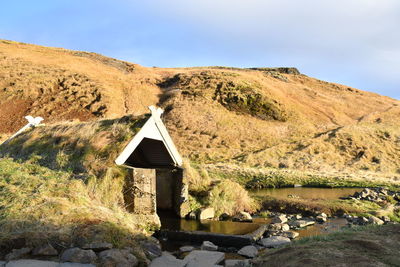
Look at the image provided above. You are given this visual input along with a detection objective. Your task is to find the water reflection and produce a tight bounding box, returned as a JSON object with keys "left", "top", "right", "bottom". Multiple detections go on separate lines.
{"left": 159, "top": 210, "right": 261, "bottom": 235}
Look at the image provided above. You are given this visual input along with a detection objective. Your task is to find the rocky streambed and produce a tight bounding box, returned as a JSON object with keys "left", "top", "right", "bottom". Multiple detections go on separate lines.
{"left": 151, "top": 187, "right": 400, "bottom": 267}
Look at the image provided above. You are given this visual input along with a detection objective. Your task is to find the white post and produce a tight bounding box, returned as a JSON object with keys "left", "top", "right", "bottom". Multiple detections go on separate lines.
{"left": 1, "top": 116, "right": 44, "bottom": 146}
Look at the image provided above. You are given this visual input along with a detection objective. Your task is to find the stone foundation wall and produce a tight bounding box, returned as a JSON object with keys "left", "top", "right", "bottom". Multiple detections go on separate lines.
{"left": 124, "top": 168, "right": 156, "bottom": 215}
{"left": 124, "top": 167, "right": 189, "bottom": 218}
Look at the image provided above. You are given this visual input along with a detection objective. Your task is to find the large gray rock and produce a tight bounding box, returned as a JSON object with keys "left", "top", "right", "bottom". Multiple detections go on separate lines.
{"left": 259, "top": 236, "right": 291, "bottom": 248}
{"left": 98, "top": 248, "right": 138, "bottom": 267}
{"left": 60, "top": 248, "right": 97, "bottom": 264}
{"left": 141, "top": 241, "right": 162, "bottom": 260}
{"left": 237, "top": 245, "right": 258, "bottom": 258}
{"left": 5, "top": 248, "right": 31, "bottom": 261}
{"left": 201, "top": 241, "right": 218, "bottom": 251}
{"left": 224, "top": 259, "right": 251, "bottom": 267}
{"left": 232, "top": 212, "right": 252, "bottom": 222}
{"left": 81, "top": 242, "right": 113, "bottom": 252}
{"left": 184, "top": 250, "right": 225, "bottom": 266}
{"left": 282, "top": 231, "right": 299, "bottom": 239}
{"left": 149, "top": 255, "right": 185, "bottom": 267}
{"left": 271, "top": 215, "right": 287, "bottom": 224}
{"left": 32, "top": 244, "right": 58, "bottom": 256}
{"left": 198, "top": 208, "right": 215, "bottom": 220}
{"left": 0, "top": 261, "right": 5, "bottom": 267}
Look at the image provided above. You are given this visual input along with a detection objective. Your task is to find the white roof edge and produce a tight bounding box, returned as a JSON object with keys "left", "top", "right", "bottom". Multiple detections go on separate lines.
{"left": 115, "top": 106, "right": 183, "bottom": 167}
{"left": 153, "top": 112, "right": 183, "bottom": 166}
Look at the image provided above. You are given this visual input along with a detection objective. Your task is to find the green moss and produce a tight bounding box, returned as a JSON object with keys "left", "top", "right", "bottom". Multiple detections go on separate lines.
{"left": 214, "top": 82, "right": 288, "bottom": 122}
{"left": 207, "top": 166, "right": 399, "bottom": 190}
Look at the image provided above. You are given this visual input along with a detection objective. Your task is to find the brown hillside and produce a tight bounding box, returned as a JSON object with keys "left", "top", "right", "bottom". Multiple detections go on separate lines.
{"left": 1, "top": 39, "right": 399, "bottom": 177}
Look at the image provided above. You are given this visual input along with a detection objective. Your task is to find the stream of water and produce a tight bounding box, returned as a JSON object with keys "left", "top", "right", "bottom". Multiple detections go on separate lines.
{"left": 158, "top": 187, "right": 361, "bottom": 251}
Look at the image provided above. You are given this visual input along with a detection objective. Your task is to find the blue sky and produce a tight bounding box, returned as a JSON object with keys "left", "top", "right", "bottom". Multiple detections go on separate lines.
{"left": 1, "top": 0, "right": 399, "bottom": 99}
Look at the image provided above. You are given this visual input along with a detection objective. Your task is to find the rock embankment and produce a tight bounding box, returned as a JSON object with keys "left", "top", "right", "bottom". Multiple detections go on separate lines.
{"left": 342, "top": 187, "right": 400, "bottom": 226}
{"left": 343, "top": 187, "right": 400, "bottom": 203}
{"left": 0, "top": 240, "right": 163, "bottom": 266}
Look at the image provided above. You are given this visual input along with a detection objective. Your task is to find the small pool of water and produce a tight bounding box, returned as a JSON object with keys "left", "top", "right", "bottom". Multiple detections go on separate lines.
{"left": 250, "top": 187, "right": 360, "bottom": 200}
{"left": 159, "top": 210, "right": 261, "bottom": 235}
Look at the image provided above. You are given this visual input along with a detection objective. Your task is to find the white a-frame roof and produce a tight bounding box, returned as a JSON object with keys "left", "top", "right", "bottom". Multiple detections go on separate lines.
{"left": 115, "top": 106, "right": 183, "bottom": 169}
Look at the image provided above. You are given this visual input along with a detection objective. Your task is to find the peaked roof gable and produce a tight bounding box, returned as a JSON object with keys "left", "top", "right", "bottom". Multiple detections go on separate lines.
{"left": 115, "top": 106, "right": 183, "bottom": 168}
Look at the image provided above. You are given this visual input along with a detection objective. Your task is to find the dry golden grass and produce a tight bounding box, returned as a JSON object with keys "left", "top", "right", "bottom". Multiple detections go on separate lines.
{"left": 207, "top": 179, "right": 259, "bottom": 216}
{"left": 0, "top": 158, "right": 156, "bottom": 263}
{"left": 253, "top": 224, "right": 400, "bottom": 267}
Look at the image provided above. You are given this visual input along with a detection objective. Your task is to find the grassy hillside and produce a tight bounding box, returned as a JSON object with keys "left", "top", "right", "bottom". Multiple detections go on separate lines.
{"left": 1, "top": 39, "right": 400, "bottom": 182}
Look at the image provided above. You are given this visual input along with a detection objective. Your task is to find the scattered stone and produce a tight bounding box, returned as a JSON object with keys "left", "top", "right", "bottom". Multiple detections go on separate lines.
{"left": 198, "top": 208, "right": 215, "bottom": 220}
{"left": 201, "top": 241, "right": 218, "bottom": 251}
{"left": 360, "top": 217, "right": 369, "bottom": 225}
{"left": 81, "top": 242, "right": 112, "bottom": 252}
{"left": 368, "top": 216, "right": 384, "bottom": 225}
{"left": 282, "top": 231, "right": 299, "bottom": 239}
{"left": 219, "top": 213, "right": 231, "bottom": 221}
{"left": 5, "top": 260, "right": 95, "bottom": 267}
{"left": 319, "top": 213, "right": 328, "bottom": 218}
{"left": 271, "top": 215, "right": 287, "bottom": 224}
{"left": 268, "top": 223, "right": 282, "bottom": 231}
{"left": 232, "top": 212, "right": 252, "bottom": 222}
{"left": 237, "top": 245, "right": 258, "bottom": 258}
{"left": 347, "top": 187, "right": 400, "bottom": 204}
{"left": 258, "top": 236, "right": 291, "bottom": 248}
{"left": 266, "top": 230, "right": 280, "bottom": 237}
{"left": 281, "top": 224, "right": 290, "bottom": 231}
{"left": 291, "top": 219, "right": 315, "bottom": 228}
{"left": 224, "top": 259, "right": 251, "bottom": 267}
{"left": 32, "top": 244, "right": 58, "bottom": 256}
{"left": 5, "top": 260, "right": 58, "bottom": 267}
{"left": 179, "top": 246, "right": 195, "bottom": 253}
{"left": 141, "top": 241, "right": 162, "bottom": 260}
{"left": 60, "top": 248, "right": 97, "bottom": 264}
{"left": 98, "top": 248, "right": 138, "bottom": 267}
{"left": 381, "top": 216, "right": 391, "bottom": 223}
{"left": 5, "top": 248, "right": 31, "bottom": 261}
{"left": 183, "top": 250, "right": 224, "bottom": 266}
{"left": 295, "top": 214, "right": 302, "bottom": 220}
{"left": 316, "top": 215, "right": 327, "bottom": 223}
{"left": 149, "top": 255, "right": 185, "bottom": 267}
